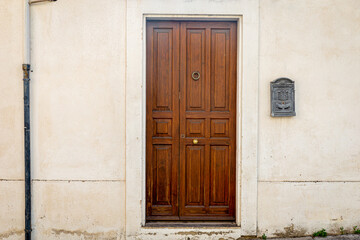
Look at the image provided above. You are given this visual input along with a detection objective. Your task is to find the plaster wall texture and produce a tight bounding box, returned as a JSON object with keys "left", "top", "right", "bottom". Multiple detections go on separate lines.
{"left": 259, "top": 0, "right": 360, "bottom": 182}
{"left": 0, "top": 0, "right": 25, "bottom": 239}
{"left": 32, "top": 181, "right": 125, "bottom": 240}
{"left": 0, "top": 0, "right": 24, "bottom": 180}
{"left": 258, "top": 0, "right": 360, "bottom": 237}
{"left": 28, "top": 0, "right": 127, "bottom": 239}
{"left": 258, "top": 182, "right": 360, "bottom": 237}
{"left": 0, "top": 182, "right": 24, "bottom": 240}
{"left": 0, "top": 0, "right": 359, "bottom": 240}
{"left": 31, "top": 0, "right": 126, "bottom": 181}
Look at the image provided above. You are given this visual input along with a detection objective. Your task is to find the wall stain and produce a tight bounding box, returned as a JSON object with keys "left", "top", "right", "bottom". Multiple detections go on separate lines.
{"left": 176, "top": 231, "right": 232, "bottom": 236}
{"left": 274, "top": 224, "right": 307, "bottom": 238}
{"left": 218, "top": 237, "right": 241, "bottom": 240}
{"left": 51, "top": 228, "right": 122, "bottom": 240}
{"left": 0, "top": 229, "right": 24, "bottom": 239}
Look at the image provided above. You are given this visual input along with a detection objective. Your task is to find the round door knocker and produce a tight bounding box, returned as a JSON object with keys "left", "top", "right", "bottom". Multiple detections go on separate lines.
{"left": 192, "top": 71, "right": 200, "bottom": 81}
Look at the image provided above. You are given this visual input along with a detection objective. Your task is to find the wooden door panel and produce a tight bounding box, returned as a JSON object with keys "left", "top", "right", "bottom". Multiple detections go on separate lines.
{"left": 146, "top": 21, "right": 180, "bottom": 220}
{"left": 147, "top": 21, "right": 236, "bottom": 221}
{"left": 152, "top": 145, "right": 172, "bottom": 205}
{"left": 210, "top": 119, "right": 229, "bottom": 138}
{"left": 152, "top": 28, "right": 174, "bottom": 111}
{"left": 185, "top": 145, "right": 205, "bottom": 206}
{"left": 210, "top": 29, "right": 230, "bottom": 111}
{"left": 210, "top": 145, "right": 229, "bottom": 206}
{"left": 179, "top": 21, "right": 236, "bottom": 220}
{"left": 186, "top": 29, "right": 206, "bottom": 111}
{"left": 153, "top": 119, "right": 172, "bottom": 138}
{"left": 186, "top": 119, "right": 205, "bottom": 138}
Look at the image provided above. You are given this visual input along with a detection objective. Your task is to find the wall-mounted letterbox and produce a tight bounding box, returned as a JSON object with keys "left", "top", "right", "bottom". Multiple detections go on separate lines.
{"left": 271, "top": 78, "right": 296, "bottom": 117}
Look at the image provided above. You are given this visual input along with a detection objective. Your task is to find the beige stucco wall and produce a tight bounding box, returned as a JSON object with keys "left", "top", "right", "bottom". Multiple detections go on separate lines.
{"left": 258, "top": 0, "right": 360, "bottom": 237}
{"left": 0, "top": 0, "right": 359, "bottom": 239}
{"left": 30, "top": 0, "right": 126, "bottom": 239}
{"left": 0, "top": 0, "right": 25, "bottom": 239}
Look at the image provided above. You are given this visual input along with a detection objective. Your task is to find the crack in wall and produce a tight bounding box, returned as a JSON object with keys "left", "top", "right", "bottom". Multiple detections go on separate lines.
{"left": 0, "top": 179, "right": 24, "bottom": 181}
{"left": 32, "top": 179, "right": 126, "bottom": 182}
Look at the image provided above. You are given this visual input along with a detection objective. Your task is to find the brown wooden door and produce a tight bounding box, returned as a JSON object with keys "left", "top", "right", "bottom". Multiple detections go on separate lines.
{"left": 146, "top": 21, "right": 237, "bottom": 221}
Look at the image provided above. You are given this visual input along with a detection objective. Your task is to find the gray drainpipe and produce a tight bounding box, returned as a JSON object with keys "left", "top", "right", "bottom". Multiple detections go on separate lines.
{"left": 22, "top": 1, "right": 57, "bottom": 240}
{"left": 23, "top": 1, "right": 31, "bottom": 239}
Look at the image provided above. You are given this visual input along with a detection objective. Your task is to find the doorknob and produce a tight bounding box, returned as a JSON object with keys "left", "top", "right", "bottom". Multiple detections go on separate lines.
{"left": 193, "top": 139, "right": 199, "bottom": 144}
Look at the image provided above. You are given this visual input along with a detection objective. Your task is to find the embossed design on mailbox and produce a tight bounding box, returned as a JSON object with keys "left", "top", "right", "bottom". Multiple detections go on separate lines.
{"left": 271, "top": 78, "right": 296, "bottom": 117}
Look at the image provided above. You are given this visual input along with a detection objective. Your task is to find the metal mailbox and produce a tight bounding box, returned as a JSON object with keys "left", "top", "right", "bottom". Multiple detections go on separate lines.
{"left": 271, "top": 78, "right": 296, "bottom": 117}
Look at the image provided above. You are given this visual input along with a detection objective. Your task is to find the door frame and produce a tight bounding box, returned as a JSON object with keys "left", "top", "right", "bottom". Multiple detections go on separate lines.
{"left": 125, "top": 6, "right": 259, "bottom": 235}
{"left": 142, "top": 15, "right": 242, "bottom": 225}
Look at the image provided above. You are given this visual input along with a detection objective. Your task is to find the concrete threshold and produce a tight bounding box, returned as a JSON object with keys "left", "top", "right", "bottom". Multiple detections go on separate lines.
{"left": 145, "top": 221, "right": 238, "bottom": 228}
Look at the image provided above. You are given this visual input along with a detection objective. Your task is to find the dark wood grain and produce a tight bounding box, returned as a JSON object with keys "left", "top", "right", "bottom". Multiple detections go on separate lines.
{"left": 147, "top": 21, "right": 237, "bottom": 221}
{"left": 146, "top": 21, "right": 180, "bottom": 219}
{"left": 179, "top": 21, "right": 237, "bottom": 220}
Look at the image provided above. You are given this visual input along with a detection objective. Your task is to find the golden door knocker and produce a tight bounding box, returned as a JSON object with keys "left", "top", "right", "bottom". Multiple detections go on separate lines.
{"left": 193, "top": 139, "right": 199, "bottom": 144}
{"left": 192, "top": 71, "right": 200, "bottom": 81}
